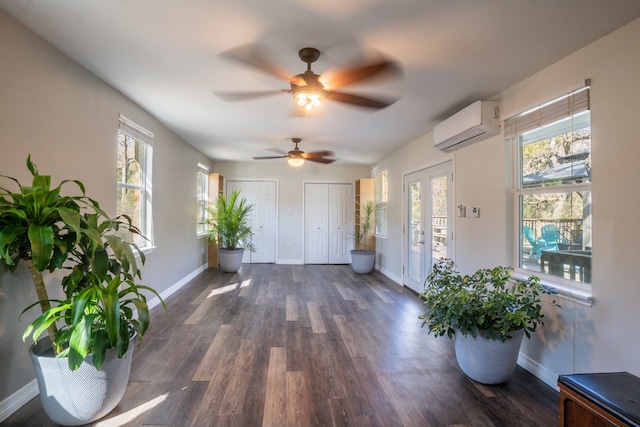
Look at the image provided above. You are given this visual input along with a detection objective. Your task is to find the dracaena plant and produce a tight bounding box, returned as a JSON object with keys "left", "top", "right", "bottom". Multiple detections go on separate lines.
{"left": 0, "top": 156, "right": 164, "bottom": 370}
{"left": 418, "top": 258, "right": 558, "bottom": 341}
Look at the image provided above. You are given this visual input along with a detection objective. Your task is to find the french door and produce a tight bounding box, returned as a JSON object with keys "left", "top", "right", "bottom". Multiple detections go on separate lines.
{"left": 403, "top": 162, "right": 453, "bottom": 293}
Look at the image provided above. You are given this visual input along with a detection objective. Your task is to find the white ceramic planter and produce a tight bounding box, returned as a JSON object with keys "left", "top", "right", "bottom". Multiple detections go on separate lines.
{"left": 454, "top": 329, "right": 525, "bottom": 384}
{"left": 30, "top": 337, "right": 135, "bottom": 426}
{"left": 351, "top": 250, "right": 375, "bottom": 274}
{"left": 218, "top": 248, "right": 244, "bottom": 273}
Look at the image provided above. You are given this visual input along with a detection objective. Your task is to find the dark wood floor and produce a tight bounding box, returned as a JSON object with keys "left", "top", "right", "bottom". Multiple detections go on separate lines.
{"left": 2, "top": 264, "right": 559, "bottom": 427}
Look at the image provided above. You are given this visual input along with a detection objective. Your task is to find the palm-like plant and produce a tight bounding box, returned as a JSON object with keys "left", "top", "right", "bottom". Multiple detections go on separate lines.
{"left": 352, "top": 200, "right": 376, "bottom": 252}
{"left": 0, "top": 156, "right": 164, "bottom": 369}
{"left": 205, "top": 190, "right": 255, "bottom": 251}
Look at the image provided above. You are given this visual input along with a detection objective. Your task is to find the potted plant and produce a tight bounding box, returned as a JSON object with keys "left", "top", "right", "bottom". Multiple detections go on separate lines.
{"left": 0, "top": 156, "right": 164, "bottom": 425}
{"left": 204, "top": 189, "right": 255, "bottom": 273}
{"left": 418, "top": 258, "right": 557, "bottom": 384}
{"left": 350, "top": 200, "right": 376, "bottom": 274}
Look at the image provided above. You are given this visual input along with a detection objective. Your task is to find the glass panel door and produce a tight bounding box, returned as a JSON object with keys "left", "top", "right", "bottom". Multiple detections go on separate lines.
{"left": 407, "top": 181, "right": 422, "bottom": 285}
{"left": 403, "top": 161, "right": 453, "bottom": 293}
{"left": 431, "top": 175, "right": 448, "bottom": 266}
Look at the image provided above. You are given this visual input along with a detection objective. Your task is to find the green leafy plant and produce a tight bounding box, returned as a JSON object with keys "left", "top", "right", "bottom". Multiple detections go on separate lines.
{"left": 351, "top": 200, "right": 376, "bottom": 252}
{"left": 0, "top": 156, "right": 165, "bottom": 370}
{"left": 419, "top": 258, "right": 557, "bottom": 341}
{"left": 204, "top": 190, "right": 255, "bottom": 251}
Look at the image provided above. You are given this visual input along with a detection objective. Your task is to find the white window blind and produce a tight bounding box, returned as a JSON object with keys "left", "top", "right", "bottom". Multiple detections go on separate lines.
{"left": 375, "top": 169, "right": 388, "bottom": 238}
{"left": 504, "top": 84, "right": 590, "bottom": 138}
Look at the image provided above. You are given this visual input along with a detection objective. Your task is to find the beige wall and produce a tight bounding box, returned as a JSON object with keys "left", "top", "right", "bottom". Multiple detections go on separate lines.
{"left": 214, "top": 161, "right": 371, "bottom": 263}
{"left": 374, "top": 17, "right": 640, "bottom": 386}
{"left": 0, "top": 9, "right": 212, "bottom": 406}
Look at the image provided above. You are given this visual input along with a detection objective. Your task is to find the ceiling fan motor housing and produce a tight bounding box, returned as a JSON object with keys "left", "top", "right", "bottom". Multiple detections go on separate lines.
{"left": 298, "top": 47, "right": 321, "bottom": 65}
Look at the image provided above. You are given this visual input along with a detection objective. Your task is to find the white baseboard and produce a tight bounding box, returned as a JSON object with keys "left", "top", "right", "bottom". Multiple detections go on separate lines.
{"left": 378, "top": 265, "right": 402, "bottom": 285}
{"left": 147, "top": 263, "right": 207, "bottom": 310}
{"left": 276, "top": 259, "right": 304, "bottom": 265}
{"left": 517, "top": 352, "right": 559, "bottom": 391}
{"left": 0, "top": 264, "right": 208, "bottom": 422}
{"left": 0, "top": 380, "right": 38, "bottom": 423}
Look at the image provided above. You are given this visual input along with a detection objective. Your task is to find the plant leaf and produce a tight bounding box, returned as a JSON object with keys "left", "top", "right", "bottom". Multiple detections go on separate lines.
{"left": 27, "top": 224, "right": 53, "bottom": 271}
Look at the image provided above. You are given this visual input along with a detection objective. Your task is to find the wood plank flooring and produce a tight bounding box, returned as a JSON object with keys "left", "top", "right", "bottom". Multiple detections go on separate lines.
{"left": 2, "top": 264, "right": 559, "bottom": 426}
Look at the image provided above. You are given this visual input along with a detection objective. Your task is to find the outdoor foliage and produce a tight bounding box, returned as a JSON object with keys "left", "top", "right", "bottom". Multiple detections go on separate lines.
{"left": 521, "top": 127, "right": 590, "bottom": 221}
{"left": 419, "top": 259, "right": 557, "bottom": 341}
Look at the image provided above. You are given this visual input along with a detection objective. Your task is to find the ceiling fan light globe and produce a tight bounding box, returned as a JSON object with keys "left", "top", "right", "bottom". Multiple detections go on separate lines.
{"left": 294, "top": 91, "right": 322, "bottom": 110}
{"left": 288, "top": 157, "right": 305, "bottom": 167}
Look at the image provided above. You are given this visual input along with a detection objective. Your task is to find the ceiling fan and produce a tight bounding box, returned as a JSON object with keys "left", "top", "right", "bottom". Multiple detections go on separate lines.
{"left": 252, "top": 138, "right": 336, "bottom": 167}
{"left": 215, "top": 45, "right": 400, "bottom": 111}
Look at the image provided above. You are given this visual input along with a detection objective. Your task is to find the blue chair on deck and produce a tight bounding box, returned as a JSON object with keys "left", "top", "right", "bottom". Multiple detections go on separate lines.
{"left": 540, "top": 224, "right": 561, "bottom": 248}
{"left": 523, "top": 226, "right": 558, "bottom": 259}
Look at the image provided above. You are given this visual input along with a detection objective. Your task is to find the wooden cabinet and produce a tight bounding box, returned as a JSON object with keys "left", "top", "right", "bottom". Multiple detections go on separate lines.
{"left": 558, "top": 373, "right": 640, "bottom": 427}
{"left": 355, "top": 178, "right": 375, "bottom": 251}
{"left": 207, "top": 173, "right": 223, "bottom": 268}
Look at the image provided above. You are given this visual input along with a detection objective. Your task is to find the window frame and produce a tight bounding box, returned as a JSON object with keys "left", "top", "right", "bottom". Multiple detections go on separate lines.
{"left": 116, "top": 114, "right": 154, "bottom": 251}
{"left": 507, "top": 85, "right": 593, "bottom": 302}
{"left": 374, "top": 168, "right": 388, "bottom": 238}
{"left": 196, "top": 162, "right": 209, "bottom": 237}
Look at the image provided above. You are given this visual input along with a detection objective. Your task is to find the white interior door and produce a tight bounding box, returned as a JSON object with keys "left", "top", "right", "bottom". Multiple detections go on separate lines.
{"left": 403, "top": 162, "right": 453, "bottom": 293}
{"left": 305, "top": 183, "right": 353, "bottom": 264}
{"left": 304, "top": 183, "right": 329, "bottom": 264}
{"left": 227, "top": 180, "right": 276, "bottom": 263}
{"left": 328, "top": 184, "right": 352, "bottom": 264}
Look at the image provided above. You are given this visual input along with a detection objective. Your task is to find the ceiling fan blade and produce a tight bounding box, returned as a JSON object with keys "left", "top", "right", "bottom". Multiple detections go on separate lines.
{"left": 326, "top": 90, "right": 397, "bottom": 110}
{"left": 221, "top": 44, "right": 292, "bottom": 81}
{"left": 302, "top": 151, "right": 334, "bottom": 159}
{"left": 252, "top": 155, "right": 289, "bottom": 160}
{"left": 214, "top": 89, "right": 289, "bottom": 101}
{"left": 306, "top": 157, "right": 337, "bottom": 164}
{"left": 325, "top": 58, "right": 400, "bottom": 89}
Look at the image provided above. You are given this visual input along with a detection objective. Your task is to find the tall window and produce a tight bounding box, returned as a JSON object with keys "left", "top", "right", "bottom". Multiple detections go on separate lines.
{"left": 505, "top": 84, "right": 591, "bottom": 286}
{"left": 375, "top": 168, "right": 388, "bottom": 238}
{"left": 117, "top": 115, "right": 153, "bottom": 249}
{"left": 196, "top": 163, "right": 209, "bottom": 236}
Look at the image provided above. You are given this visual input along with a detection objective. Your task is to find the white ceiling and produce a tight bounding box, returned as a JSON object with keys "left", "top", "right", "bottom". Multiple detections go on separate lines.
{"left": 3, "top": 0, "right": 640, "bottom": 165}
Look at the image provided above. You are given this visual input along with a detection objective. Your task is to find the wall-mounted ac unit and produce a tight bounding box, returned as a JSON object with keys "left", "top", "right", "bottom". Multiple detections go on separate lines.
{"left": 433, "top": 101, "right": 501, "bottom": 152}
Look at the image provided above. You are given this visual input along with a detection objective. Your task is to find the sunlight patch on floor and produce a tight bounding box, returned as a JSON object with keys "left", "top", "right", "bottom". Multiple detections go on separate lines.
{"left": 207, "top": 283, "right": 238, "bottom": 298}
{"left": 94, "top": 393, "right": 168, "bottom": 426}
{"left": 240, "top": 279, "right": 252, "bottom": 288}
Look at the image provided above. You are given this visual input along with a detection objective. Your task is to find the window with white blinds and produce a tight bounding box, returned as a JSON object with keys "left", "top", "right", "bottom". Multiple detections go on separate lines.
{"left": 116, "top": 114, "right": 154, "bottom": 249}
{"left": 375, "top": 169, "right": 388, "bottom": 238}
{"left": 506, "top": 83, "right": 592, "bottom": 291}
{"left": 196, "top": 163, "right": 209, "bottom": 236}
